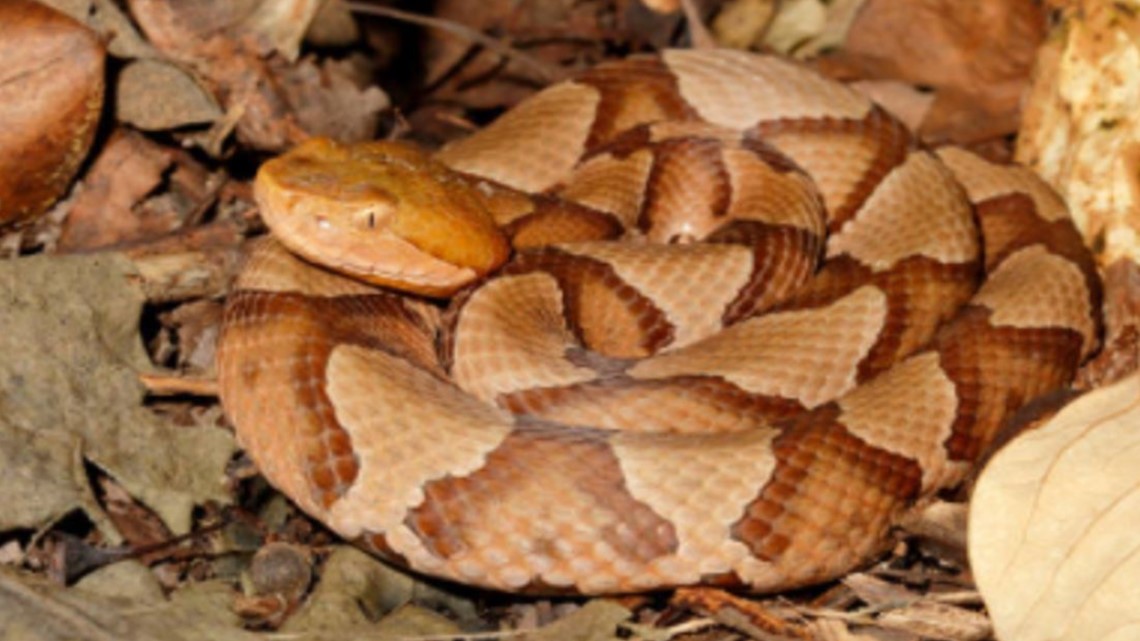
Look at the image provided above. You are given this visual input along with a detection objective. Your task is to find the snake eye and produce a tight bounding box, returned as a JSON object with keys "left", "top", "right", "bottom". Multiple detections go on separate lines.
{"left": 357, "top": 207, "right": 390, "bottom": 231}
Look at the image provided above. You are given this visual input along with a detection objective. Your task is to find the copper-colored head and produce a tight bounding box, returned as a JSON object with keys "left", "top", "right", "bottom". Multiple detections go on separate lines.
{"left": 255, "top": 138, "right": 511, "bottom": 297}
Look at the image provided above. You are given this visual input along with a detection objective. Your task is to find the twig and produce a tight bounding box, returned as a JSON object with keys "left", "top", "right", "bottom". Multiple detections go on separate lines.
{"left": 139, "top": 372, "right": 219, "bottom": 398}
{"left": 344, "top": 3, "right": 569, "bottom": 83}
{"left": 679, "top": 0, "right": 717, "bottom": 49}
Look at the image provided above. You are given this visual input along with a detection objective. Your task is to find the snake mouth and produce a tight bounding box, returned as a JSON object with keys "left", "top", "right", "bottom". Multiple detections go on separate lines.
{"left": 274, "top": 218, "right": 481, "bottom": 298}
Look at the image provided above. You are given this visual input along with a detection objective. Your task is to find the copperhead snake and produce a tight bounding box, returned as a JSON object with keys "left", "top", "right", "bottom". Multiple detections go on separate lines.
{"left": 217, "top": 49, "right": 1102, "bottom": 594}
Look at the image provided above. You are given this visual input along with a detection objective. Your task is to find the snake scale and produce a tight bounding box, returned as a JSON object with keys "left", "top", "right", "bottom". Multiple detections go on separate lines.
{"left": 217, "top": 49, "right": 1102, "bottom": 594}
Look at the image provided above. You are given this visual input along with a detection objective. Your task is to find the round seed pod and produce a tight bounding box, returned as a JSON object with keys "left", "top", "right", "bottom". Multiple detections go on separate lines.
{"left": 0, "top": 0, "right": 105, "bottom": 227}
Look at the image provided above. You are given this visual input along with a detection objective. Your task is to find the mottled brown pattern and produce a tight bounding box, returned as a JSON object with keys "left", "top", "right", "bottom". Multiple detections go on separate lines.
{"left": 497, "top": 374, "right": 807, "bottom": 434}
{"left": 358, "top": 532, "right": 409, "bottom": 568}
{"left": 731, "top": 407, "right": 922, "bottom": 571}
{"left": 716, "top": 223, "right": 822, "bottom": 324}
{"left": 406, "top": 426, "right": 679, "bottom": 563}
{"left": 499, "top": 248, "right": 675, "bottom": 357}
{"left": 574, "top": 56, "right": 700, "bottom": 150}
{"left": 749, "top": 106, "right": 913, "bottom": 231}
{"left": 974, "top": 192, "right": 1103, "bottom": 316}
{"left": 740, "top": 137, "right": 805, "bottom": 174}
{"left": 217, "top": 51, "right": 1103, "bottom": 595}
{"left": 220, "top": 287, "right": 439, "bottom": 509}
{"left": 935, "top": 307, "right": 1085, "bottom": 461}
{"left": 785, "top": 255, "right": 979, "bottom": 380}
{"left": 568, "top": 123, "right": 825, "bottom": 246}
{"left": 502, "top": 195, "right": 623, "bottom": 248}
{"left": 638, "top": 136, "right": 733, "bottom": 239}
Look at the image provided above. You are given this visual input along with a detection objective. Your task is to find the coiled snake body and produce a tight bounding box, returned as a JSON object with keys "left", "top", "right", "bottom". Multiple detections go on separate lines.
{"left": 217, "top": 50, "right": 1102, "bottom": 594}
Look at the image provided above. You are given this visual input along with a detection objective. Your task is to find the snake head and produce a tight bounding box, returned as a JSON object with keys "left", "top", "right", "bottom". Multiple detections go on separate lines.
{"left": 254, "top": 137, "right": 511, "bottom": 297}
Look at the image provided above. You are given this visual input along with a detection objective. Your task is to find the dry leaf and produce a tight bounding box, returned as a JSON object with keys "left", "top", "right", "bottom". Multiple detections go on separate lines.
{"left": 828, "top": 0, "right": 1045, "bottom": 143}
{"left": 280, "top": 546, "right": 481, "bottom": 634}
{"left": 672, "top": 587, "right": 807, "bottom": 638}
{"left": 969, "top": 372, "right": 1140, "bottom": 641}
{"left": 277, "top": 56, "right": 390, "bottom": 143}
{"left": 127, "top": 0, "right": 310, "bottom": 151}
{"left": 807, "top": 619, "right": 882, "bottom": 641}
{"left": 711, "top": 0, "right": 864, "bottom": 55}
{"left": 116, "top": 59, "right": 223, "bottom": 130}
{"left": 126, "top": 0, "right": 260, "bottom": 55}
{"left": 0, "top": 565, "right": 256, "bottom": 640}
{"left": 57, "top": 130, "right": 176, "bottom": 251}
{"left": 164, "top": 300, "right": 224, "bottom": 374}
{"left": 421, "top": 0, "right": 596, "bottom": 109}
{"left": 793, "top": 0, "right": 866, "bottom": 57}
{"left": 876, "top": 601, "right": 990, "bottom": 641}
{"left": 516, "top": 600, "right": 632, "bottom": 641}
{"left": 75, "top": 559, "right": 166, "bottom": 604}
{"left": 710, "top": 0, "right": 777, "bottom": 49}
{"left": 38, "top": 0, "right": 156, "bottom": 58}
{"left": 0, "top": 252, "right": 235, "bottom": 536}
{"left": 241, "top": 0, "right": 323, "bottom": 61}
{"left": 763, "top": 0, "right": 828, "bottom": 53}
{"left": 303, "top": 0, "right": 359, "bottom": 48}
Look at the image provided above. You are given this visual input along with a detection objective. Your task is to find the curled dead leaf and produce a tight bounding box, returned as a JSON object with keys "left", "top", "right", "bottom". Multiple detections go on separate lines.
{"left": 970, "top": 371, "right": 1140, "bottom": 641}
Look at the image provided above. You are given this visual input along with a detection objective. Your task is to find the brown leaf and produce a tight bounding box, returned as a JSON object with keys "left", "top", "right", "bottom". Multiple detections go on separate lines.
{"left": 0, "top": 0, "right": 104, "bottom": 227}
{"left": 127, "top": 0, "right": 316, "bottom": 151}
{"left": 828, "top": 0, "right": 1045, "bottom": 143}
{"left": 165, "top": 300, "right": 225, "bottom": 374}
{"left": 422, "top": 0, "right": 602, "bottom": 110}
{"left": 127, "top": 0, "right": 261, "bottom": 56}
{"left": 57, "top": 131, "right": 178, "bottom": 251}
{"left": 277, "top": 56, "right": 390, "bottom": 143}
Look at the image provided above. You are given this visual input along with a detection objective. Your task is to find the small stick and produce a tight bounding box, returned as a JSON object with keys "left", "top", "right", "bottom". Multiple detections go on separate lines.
{"left": 679, "top": 0, "right": 717, "bottom": 49}
{"left": 139, "top": 372, "right": 219, "bottom": 398}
